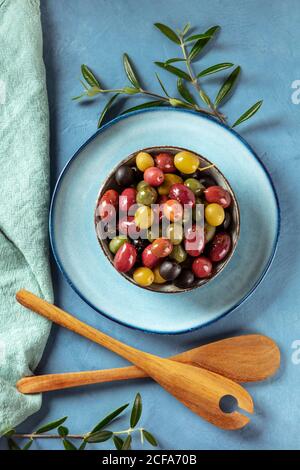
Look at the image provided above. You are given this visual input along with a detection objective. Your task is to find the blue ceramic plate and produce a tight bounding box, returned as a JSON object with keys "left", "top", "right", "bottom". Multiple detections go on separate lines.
{"left": 50, "top": 108, "right": 280, "bottom": 334}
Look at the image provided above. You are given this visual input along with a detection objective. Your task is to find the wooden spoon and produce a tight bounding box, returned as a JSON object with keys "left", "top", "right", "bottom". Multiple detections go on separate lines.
{"left": 17, "top": 334, "right": 280, "bottom": 394}
{"left": 16, "top": 289, "right": 254, "bottom": 430}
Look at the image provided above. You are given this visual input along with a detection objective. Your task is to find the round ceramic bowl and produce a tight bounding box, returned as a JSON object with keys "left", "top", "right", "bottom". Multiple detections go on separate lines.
{"left": 94, "top": 146, "right": 240, "bottom": 293}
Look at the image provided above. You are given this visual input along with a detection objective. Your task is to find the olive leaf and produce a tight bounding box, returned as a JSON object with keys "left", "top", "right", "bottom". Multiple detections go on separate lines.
{"left": 36, "top": 416, "right": 67, "bottom": 434}
{"left": 155, "top": 62, "right": 191, "bottom": 81}
{"left": 58, "top": 426, "right": 69, "bottom": 437}
{"left": 79, "top": 440, "right": 87, "bottom": 450}
{"left": 8, "top": 438, "right": 20, "bottom": 450}
{"left": 189, "top": 26, "right": 220, "bottom": 61}
{"left": 177, "top": 78, "right": 196, "bottom": 105}
{"left": 197, "top": 62, "right": 234, "bottom": 77}
{"left": 155, "top": 73, "right": 169, "bottom": 96}
{"left": 63, "top": 439, "right": 77, "bottom": 450}
{"left": 169, "top": 98, "right": 190, "bottom": 108}
{"left": 98, "top": 93, "right": 119, "bottom": 128}
{"left": 182, "top": 23, "right": 191, "bottom": 36}
{"left": 165, "top": 58, "right": 186, "bottom": 64}
{"left": 85, "top": 430, "right": 113, "bottom": 443}
{"left": 122, "top": 86, "right": 140, "bottom": 94}
{"left": 113, "top": 436, "right": 124, "bottom": 450}
{"left": 232, "top": 100, "right": 263, "bottom": 128}
{"left": 123, "top": 53, "right": 141, "bottom": 89}
{"left": 185, "top": 33, "right": 213, "bottom": 43}
{"left": 72, "top": 93, "right": 86, "bottom": 101}
{"left": 199, "top": 89, "right": 212, "bottom": 107}
{"left": 205, "top": 25, "right": 221, "bottom": 36}
{"left": 122, "top": 435, "right": 132, "bottom": 450}
{"left": 121, "top": 100, "right": 164, "bottom": 115}
{"left": 154, "top": 23, "right": 181, "bottom": 44}
{"left": 130, "top": 393, "right": 142, "bottom": 428}
{"left": 91, "top": 403, "right": 129, "bottom": 433}
{"left": 215, "top": 66, "right": 241, "bottom": 106}
{"left": 142, "top": 430, "right": 158, "bottom": 447}
{"left": 22, "top": 440, "right": 33, "bottom": 450}
{"left": 81, "top": 64, "right": 101, "bottom": 88}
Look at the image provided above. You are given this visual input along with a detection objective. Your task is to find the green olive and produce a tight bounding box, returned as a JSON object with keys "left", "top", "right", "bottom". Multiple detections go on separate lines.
{"left": 165, "top": 223, "right": 183, "bottom": 245}
{"left": 109, "top": 235, "right": 127, "bottom": 254}
{"left": 170, "top": 244, "right": 187, "bottom": 263}
{"left": 182, "top": 206, "right": 193, "bottom": 225}
{"left": 204, "top": 222, "right": 216, "bottom": 243}
{"left": 184, "top": 178, "right": 205, "bottom": 196}
{"left": 136, "top": 180, "right": 150, "bottom": 191}
{"left": 147, "top": 226, "right": 161, "bottom": 242}
{"left": 193, "top": 197, "right": 204, "bottom": 221}
{"left": 136, "top": 186, "right": 157, "bottom": 206}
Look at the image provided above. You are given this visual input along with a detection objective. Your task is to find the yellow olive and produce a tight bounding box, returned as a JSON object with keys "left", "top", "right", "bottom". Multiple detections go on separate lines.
{"left": 174, "top": 151, "right": 199, "bottom": 174}
{"left": 158, "top": 173, "right": 183, "bottom": 195}
{"left": 205, "top": 203, "right": 225, "bottom": 226}
{"left": 153, "top": 266, "right": 167, "bottom": 284}
{"left": 133, "top": 267, "right": 154, "bottom": 287}
{"left": 136, "top": 152, "right": 154, "bottom": 172}
{"left": 134, "top": 205, "right": 154, "bottom": 229}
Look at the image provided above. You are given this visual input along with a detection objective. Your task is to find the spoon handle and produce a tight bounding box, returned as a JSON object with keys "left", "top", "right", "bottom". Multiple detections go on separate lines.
{"left": 17, "top": 367, "right": 147, "bottom": 393}
{"left": 16, "top": 290, "right": 150, "bottom": 366}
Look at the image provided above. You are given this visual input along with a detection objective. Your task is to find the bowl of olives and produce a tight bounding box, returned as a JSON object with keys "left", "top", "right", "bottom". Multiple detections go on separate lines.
{"left": 94, "top": 146, "right": 240, "bottom": 293}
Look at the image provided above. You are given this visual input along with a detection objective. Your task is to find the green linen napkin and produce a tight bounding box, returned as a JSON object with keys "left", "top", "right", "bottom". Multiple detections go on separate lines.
{"left": 0, "top": 0, "right": 52, "bottom": 434}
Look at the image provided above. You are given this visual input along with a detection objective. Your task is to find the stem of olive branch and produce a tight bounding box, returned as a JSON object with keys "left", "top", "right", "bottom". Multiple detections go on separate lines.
{"left": 12, "top": 427, "right": 144, "bottom": 440}
{"left": 93, "top": 86, "right": 223, "bottom": 120}
{"left": 179, "top": 37, "right": 227, "bottom": 124}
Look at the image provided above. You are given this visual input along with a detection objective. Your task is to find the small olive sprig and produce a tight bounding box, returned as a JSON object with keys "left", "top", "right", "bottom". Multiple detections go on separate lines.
{"left": 4, "top": 393, "right": 157, "bottom": 451}
{"left": 73, "top": 22, "right": 262, "bottom": 129}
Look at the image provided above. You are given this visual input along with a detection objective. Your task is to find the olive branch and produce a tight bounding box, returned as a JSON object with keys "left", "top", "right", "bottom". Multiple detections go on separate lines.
{"left": 73, "top": 22, "right": 262, "bottom": 129}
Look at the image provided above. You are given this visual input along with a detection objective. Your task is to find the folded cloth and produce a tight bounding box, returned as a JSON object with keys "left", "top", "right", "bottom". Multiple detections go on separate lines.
{"left": 0, "top": 0, "right": 53, "bottom": 434}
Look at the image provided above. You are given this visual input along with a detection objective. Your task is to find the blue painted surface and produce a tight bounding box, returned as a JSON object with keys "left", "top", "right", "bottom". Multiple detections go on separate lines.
{"left": 2, "top": 0, "right": 300, "bottom": 450}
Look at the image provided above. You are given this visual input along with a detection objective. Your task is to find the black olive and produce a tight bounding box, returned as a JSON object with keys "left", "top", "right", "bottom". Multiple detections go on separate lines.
{"left": 175, "top": 269, "right": 195, "bottom": 288}
{"left": 222, "top": 211, "right": 231, "bottom": 230}
{"left": 198, "top": 174, "right": 217, "bottom": 188}
{"left": 115, "top": 166, "right": 135, "bottom": 186}
{"left": 159, "top": 260, "right": 182, "bottom": 281}
{"left": 132, "top": 238, "right": 147, "bottom": 255}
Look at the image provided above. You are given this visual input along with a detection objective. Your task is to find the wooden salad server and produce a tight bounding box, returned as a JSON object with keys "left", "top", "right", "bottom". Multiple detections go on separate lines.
{"left": 17, "top": 334, "right": 280, "bottom": 394}
{"left": 16, "top": 289, "right": 254, "bottom": 430}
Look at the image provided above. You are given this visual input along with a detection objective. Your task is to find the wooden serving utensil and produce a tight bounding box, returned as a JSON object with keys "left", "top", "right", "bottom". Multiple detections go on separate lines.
{"left": 17, "top": 334, "right": 280, "bottom": 394}
{"left": 16, "top": 289, "right": 254, "bottom": 430}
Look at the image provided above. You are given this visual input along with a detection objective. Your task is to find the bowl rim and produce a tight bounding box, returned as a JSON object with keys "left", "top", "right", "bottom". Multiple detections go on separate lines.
{"left": 94, "top": 145, "right": 241, "bottom": 294}
{"left": 49, "top": 107, "right": 281, "bottom": 335}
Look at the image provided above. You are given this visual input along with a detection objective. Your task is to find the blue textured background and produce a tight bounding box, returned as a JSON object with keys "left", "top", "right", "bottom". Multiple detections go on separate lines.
{"left": 4, "top": 0, "right": 300, "bottom": 450}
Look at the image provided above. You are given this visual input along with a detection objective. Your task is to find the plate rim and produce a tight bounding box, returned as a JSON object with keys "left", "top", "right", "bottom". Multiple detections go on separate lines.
{"left": 49, "top": 107, "right": 281, "bottom": 335}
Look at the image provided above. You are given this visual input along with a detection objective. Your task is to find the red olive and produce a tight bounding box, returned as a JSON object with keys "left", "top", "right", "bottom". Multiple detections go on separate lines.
{"left": 151, "top": 238, "right": 173, "bottom": 258}
{"left": 192, "top": 256, "right": 213, "bottom": 278}
{"left": 209, "top": 232, "right": 231, "bottom": 262}
{"left": 144, "top": 167, "right": 165, "bottom": 187}
{"left": 114, "top": 242, "right": 137, "bottom": 272}
{"left": 119, "top": 188, "right": 137, "bottom": 212}
{"left": 184, "top": 224, "right": 205, "bottom": 257}
{"left": 155, "top": 153, "right": 176, "bottom": 173}
{"left": 101, "top": 189, "right": 119, "bottom": 206}
{"left": 169, "top": 183, "right": 195, "bottom": 208}
{"left": 118, "top": 216, "right": 139, "bottom": 238}
{"left": 98, "top": 189, "right": 119, "bottom": 221}
{"left": 204, "top": 185, "right": 231, "bottom": 208}
{"left": 142, "top": 244, "right": 160, "bottom": 268}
